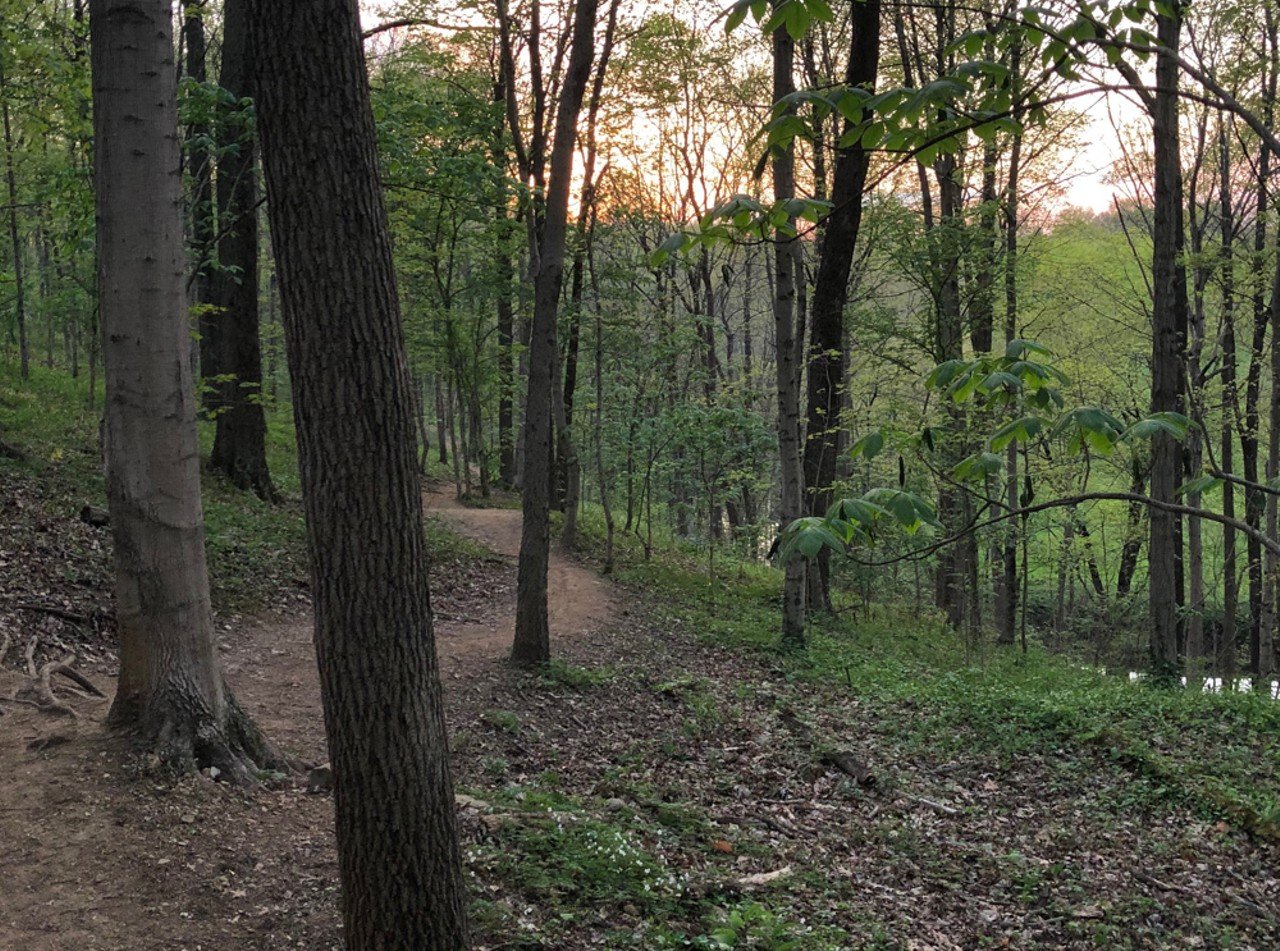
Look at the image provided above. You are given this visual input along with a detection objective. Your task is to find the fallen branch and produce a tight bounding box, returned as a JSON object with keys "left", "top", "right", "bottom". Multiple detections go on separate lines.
{"left": 17, "top": 602, "right": 89, "bottom": 625}
{"left": 774, "top": 704, "right": 875, "bottom": 787}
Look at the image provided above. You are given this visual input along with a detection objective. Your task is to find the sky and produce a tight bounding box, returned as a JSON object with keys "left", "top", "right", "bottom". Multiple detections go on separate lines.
{"left": 357, "top": 2, "right": 1138, "bottom": 215}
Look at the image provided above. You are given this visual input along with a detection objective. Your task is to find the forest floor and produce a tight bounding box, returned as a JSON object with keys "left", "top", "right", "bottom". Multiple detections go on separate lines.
{"left": 0, "top": 483, "right": 1274, "bottom": 951}
{"left": 2, "top": 437, "right": 1280, "bottom": 948}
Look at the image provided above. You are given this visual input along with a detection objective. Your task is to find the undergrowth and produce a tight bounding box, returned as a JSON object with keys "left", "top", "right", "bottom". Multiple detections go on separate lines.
{"left": 571, "top": 502, "right": 1280, "bottom": 843}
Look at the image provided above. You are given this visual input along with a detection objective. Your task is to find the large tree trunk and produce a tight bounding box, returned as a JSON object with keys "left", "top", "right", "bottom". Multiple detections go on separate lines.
{"left": 802, "top": 0, "right": 880, "bottom": 614}
{"left": 1148, "top": 4, "right": 1188, "bottom": 680}
{"left": 772, "top": 15, "right": 807, "bottom": 648}
{"left": 249, "top": 0, "right": 470, "bottom": 945}
{"left": 512, "top": 0, "right": 600, "bottom": 666}
{"left": 91, "top": 0, "right": 273, "bottom": 779}
{"left": 209, "top": 0, "right": 275, "bottom": 501}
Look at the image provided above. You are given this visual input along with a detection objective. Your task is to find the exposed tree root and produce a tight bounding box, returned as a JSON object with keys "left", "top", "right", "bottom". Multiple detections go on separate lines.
{"left": 110, "top": 683, "right": 292, "bottom": 786}
{"left": 8, "top": 652, "right": 94, "bottom": 718}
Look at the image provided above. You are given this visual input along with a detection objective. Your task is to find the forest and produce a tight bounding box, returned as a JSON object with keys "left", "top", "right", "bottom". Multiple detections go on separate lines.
{"left": 1, "top": 0, "right": 1279, "bottom": 947}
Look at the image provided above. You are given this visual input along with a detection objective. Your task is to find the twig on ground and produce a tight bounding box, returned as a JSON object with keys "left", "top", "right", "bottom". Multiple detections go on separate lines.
{"left": 902, "top": 794, "right": 961, "bottom": 816}
{"left": 17, "top": 602, "right": 89, "bottom": 625}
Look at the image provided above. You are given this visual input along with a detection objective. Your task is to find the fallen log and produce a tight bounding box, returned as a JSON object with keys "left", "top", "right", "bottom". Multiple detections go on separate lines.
{"left": 775, "top": 704, "right": 875, "bottom": 787}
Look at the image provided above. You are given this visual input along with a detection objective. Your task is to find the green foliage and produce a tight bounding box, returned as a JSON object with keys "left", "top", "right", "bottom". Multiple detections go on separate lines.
{"left": 539, "top": 658, "right": 617, "bottom": 690}
{"left": 0, "top": 359, "right": 307, "bottom": 614}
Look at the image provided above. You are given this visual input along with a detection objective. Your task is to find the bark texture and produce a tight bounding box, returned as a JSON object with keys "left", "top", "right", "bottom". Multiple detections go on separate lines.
{"left": 209, "top": 0, "right": 275, "bottom": 500}
{"left": 512, "top": 0, "right": 599, "bottom": 666}
{"left": 772, "top": 17, "right": 807, "bottom": 647}
{"left": 91, "top": 0, "right": 272, "bottom": 779}
{"left": 249, "top": 0, "right": 470, "bottom": 945}
{"left": 802, "top": 0, "right": 880, "bottom": 612}
{"left": 1148, "top": 4, "right": 1188, "bottom": 679}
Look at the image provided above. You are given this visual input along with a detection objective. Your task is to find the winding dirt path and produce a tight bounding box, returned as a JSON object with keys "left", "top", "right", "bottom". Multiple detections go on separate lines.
{"left": 423, "top": 484, "right": 615, "bottom": 662}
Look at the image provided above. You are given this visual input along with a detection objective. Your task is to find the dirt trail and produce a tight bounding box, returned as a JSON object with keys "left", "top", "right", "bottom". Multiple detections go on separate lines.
{"left": 0, "top": 482, "right": 616, "bottom": 950}
{"left": 423, "top": 483, "right": 615, "bottom": 662}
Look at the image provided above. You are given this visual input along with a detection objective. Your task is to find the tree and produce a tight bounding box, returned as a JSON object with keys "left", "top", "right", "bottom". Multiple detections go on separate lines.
{"left": 90, "top": 0, "right": 273, "bottom": 777}
{"left": 249, "top": 0, "right": 470, "bottom": 945}
{"left": 802, "top": 0, "right": 881, "bottom": 613}
{"left": 0, "top": 44, "right": 27, "bottom": 380}
{"left": 209, "top": 0, "right": 274, "bottom": 500}
{"left": 1148, "top": 1, "right": 1189, "bottom": 680}
{"left": 512, "top": 0, "right": 601, "bottom": 667}
{"left": 771, "top": 9, "right": 808, "bottom": 648}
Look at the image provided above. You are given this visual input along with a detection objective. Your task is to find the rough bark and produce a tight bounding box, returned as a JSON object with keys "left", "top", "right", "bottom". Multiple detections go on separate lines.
{"left": 249, "top": 0, "right": 470, "bottom": 944}
{"left": 91, "top": 0, "right": 273, "bottom": 780}
{"left": 512, "top": 0, "right": 599, "bottom": 666}
{"left": 0, "top": 53, "right": 28, "bottom": 380}
{"left": 209, "top": 0, "right": 275, "bottom": 501}
{"left": 1148, "top": 4, "right": 1188, "bottom": 680}
{"left": 802, "top": 0, "right": 880, "bottom": 614}
{"left": 772, "top": 15, "right": 807, "bottom": 648}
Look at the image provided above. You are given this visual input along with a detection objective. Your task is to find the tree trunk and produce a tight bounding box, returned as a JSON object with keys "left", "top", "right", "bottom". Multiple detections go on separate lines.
{"left": 997, "top": 50, "right": 1023, "bottom": 646}
{"left": 803, "top": 0, "right": 880, "bottom": 614}
{"left": 250, "top": 0, "right": 471, "bottom": 944}
{"left": 0, "top": 53, "right": 28, "bottom": 380}
{"left": 1148, "top": 4, "right": 1188, "bottom": 680}
{"left": 182, "top": 0, "right": 216, "bottom": 398}
{"left": 1218, "top": 125, "right": 1239, "bottom": 677}
{"left": 91, "top": 0, "right": 274, "bottom": 779}
{"left": 772, "top": 14, "right": 807, "bottom": 648}
{"left": 496, "top": 245, "right": 516, "bottom": 487}
{"left": 209, "top": 0, "right": 275, "bottom": 501}
{"left": 434, "top": 374, "right": 449, "bottom": 465}
{"left": 512, "top": 0, "right": 600, "bottom": 666}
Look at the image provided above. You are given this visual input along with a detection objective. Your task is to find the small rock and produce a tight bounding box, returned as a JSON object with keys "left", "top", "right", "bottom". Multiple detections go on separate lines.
{"left": 79, "top": 505, "right": 110, "bottom": 528}
{"left": 604, "top": 797, "right": 627, "bottom": 812}
{"left": 307, "top": 763, "right": 334, "bottom": 794}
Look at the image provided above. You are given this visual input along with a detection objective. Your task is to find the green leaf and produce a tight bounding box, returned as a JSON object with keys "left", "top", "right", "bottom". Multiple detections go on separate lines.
{"left": 925, "top": 359, "right": 970, "bottom": 390}
{"left": 954, "top": 451, "right": 1004, "bottom": 481}
{"left": 850, "top": 430, "right": 885, "bottom": 461}
{"left": 1178, "top": 474, "right": 1224, "bottom": 497}
{"left": 1005, "top": 338, "right": 1053, "bottom": 359}
{"left": 1120, "top": 412, "right": 1190, "bottom": 443}
{"left": 989, "top": 415, "right": 1042, "bottom": 451}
